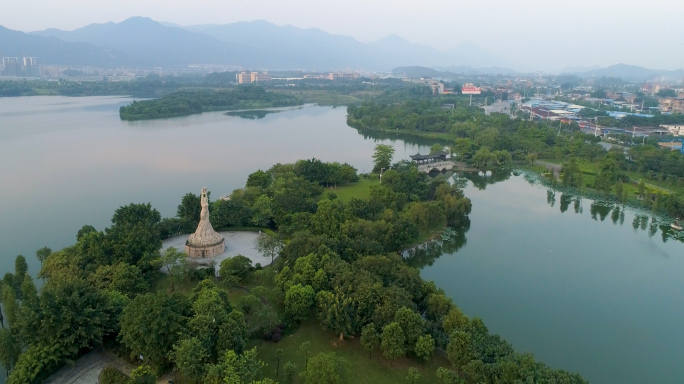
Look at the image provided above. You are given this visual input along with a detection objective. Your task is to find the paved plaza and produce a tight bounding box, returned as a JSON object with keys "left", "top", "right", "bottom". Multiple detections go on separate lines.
{"left": 161, "top": 231, "right": 273, "bottom": 270}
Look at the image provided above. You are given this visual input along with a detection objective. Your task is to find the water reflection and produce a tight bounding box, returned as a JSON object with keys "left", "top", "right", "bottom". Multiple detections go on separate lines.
{"left": 462, "top": 169, "right": 512, "bottom": 190}
{"left": 403, "top": 220, "right": 471, "bottom": 269}
{"left": 225, "top": 109, "right": 282, "bottom": 119}
{"left": 548, "top": 192, "right": 684, "bottom": 243}
{"left": 351, "top": 126, "right": 452, "bottom": 148}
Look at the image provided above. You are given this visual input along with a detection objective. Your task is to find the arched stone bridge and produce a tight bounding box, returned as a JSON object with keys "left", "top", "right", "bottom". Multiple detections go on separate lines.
{"left": 417, "top": 161, "right": 454, "bottom": 174}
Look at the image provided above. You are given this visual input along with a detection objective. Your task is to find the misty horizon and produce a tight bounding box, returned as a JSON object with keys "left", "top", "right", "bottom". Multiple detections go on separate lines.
{"left": 2, "top": 0, "right": 684, "bottom": 72}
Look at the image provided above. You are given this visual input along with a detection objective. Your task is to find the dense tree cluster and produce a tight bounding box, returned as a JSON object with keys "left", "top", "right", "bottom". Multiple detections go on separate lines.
{"left": 119, "top": 86, "right": 302, "bottom": 120}
{"left": 0, "top": 152, "right": 589, "bottom": 383}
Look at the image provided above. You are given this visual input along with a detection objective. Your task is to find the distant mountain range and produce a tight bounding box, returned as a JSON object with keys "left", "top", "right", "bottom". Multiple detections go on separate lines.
{"left": 0, "top": 18, "right": 681, "bottom": 78}
{"left": 0, "top": 25, "right": 138, "bottom": 68}
{"left": 392, "top": 66, "right": 516, "bottom": 79}
{"left": 564, "top": 64, "right": 683, "bottom": 81}
{"left": 0, "top": 17, "right": 516, "bottom": 70}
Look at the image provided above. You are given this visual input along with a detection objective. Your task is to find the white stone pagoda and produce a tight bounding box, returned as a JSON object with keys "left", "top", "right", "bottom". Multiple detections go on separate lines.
{"left": 185, "top": 187, "right": 225, "bottom": 258}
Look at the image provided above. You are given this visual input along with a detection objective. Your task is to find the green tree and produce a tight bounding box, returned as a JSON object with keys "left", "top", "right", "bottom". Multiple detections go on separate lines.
{"left": 394, "top": 306, "right": 425, "bottom": 352}
{"left": 160, "top": 247, "right": 189, "bottom": 292}
{"left": 14, "top": 256, "right": 28, "bottom": 290}
{"left": 1, "top": 284, "right": 18, "bottom": 329}
{"left": 0, "top": 328, "right": 19, "bottom": 377}
{"left": 275, "top": 348, "right": 284, "bottom": 377}
{"left": 129, "top": 365, "right": 156, "bottom": 384}
{"left": 256, "top": 232, "right": 283, "bottom": 264}
{"left": 430, "top": 143, "right": 444, "bottom": 155}
{"left": 299, "top": 352, "right": 346, "bottom": 384}
{"left": 372, "top": 144, "right": 395, "bottom": 173}
{"left": 246, "top": 169, "right": 272, "bottom": 189}
{"left": 251, "top": 195, "right": 274, "bottom": 227}
{"left": 20, "top": 275, "right": 38, "bottom": 310}
{"left": 595, "top": 155, "right": 619, "bottom": 193}
{"left": 442, "top": 308, "right": 469, "bottom": 334}
{"left": 219, "top": 255, "right": 252, "bottom": 285}
{"left": 615, "top": 181, "right": 624, "bottom": 202}
{"left": 436, "top": 367, "right": 460, "bottom": 384}
{"left": 299, "top": 341, "right": 311, "bottom": 369}
{"left": 561, "top": 157, "right": 583, "bottom": 188}
{"left": 447, "top": 331, "right": 473, "bottom": 370}
{"left": 205, "top": 348, "right": 264, "bottom": 384}
{"left": 406, "top": 367, "right": 420, "bottom": 384}
{"left": 178, "top": 192, "right": 202, "bottom": 223}
{"left": 471, "top": 147, "right": 494, "bottom": 172}
{"left": 380, "top": 322, "right": 406, "bottom": 365}
{"left": 172, "top": 337, "right": 208, "bottom": 384}
{"left": 315, "top": 288, "right": 356, "bottom": 340}
{"left": 360, "top": 323, "right": 380, "bottom": 359}
{"left": 285, "top": 284, "right": 314, "bottom": 324}
{"left": 252, "top": 305, "right": 278, "bottom": 335}
{"left": 76, "top": 225, "right": 97, "bottom": 241}
{"left": 415, "top": 334, "right": 435, "bottom": 361}
{"left": 119, "top": 292, "right": 186, "bottom": 369}
{"left": 35, "top": 247, "right": 52, "bottom": 268}
{"left": 217, "top": 311, "right": 248, "bottom": 354}
{"left": 283, "top": 361, "right": 297, "bottom": 384}
{"left": 89, "top": 263, "right": 148, "bottom": 298}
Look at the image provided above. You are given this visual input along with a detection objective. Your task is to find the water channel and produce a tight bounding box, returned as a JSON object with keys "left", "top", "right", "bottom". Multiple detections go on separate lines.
{"left": 0, "top": 96, "right": 682, "bottom": 383}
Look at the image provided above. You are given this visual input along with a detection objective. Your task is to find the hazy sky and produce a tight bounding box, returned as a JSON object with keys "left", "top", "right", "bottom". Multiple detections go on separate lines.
{"left": 2, "top": 0, "right": 683, "bottom": 71}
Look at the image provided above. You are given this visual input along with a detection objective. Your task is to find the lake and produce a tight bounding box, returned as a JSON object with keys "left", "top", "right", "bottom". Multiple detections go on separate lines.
{"left": 0, "top": 97, "right": 431, "bottom": 278}
{"left": 1, "top": 96, "right": 683, "bottom": 383}
{"left": 420, "top": 172, "right": 684, "bottom": 384}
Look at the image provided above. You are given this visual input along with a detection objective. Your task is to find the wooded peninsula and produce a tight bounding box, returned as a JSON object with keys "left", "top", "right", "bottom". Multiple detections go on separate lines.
{"left": 0, "top": 155, "right": 587, "bottom": 384}
{"left": 119, "top": 87, "right": 303, "bottom": 120}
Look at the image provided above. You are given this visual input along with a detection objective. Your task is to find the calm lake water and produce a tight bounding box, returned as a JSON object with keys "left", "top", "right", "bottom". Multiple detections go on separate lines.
{"left": 1, "top": 96, "right": 683, "bottom": 383}
{"left": 420, "top": 172, "right": 684, "bottom": 384}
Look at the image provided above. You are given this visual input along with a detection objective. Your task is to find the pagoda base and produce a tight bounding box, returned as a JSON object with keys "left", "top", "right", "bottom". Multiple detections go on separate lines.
{"left": 185, "top": 238, "right": 225, "bottom": 259}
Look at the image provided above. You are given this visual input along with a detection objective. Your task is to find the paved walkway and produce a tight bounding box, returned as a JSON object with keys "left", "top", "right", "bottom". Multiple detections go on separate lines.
{"left": 161, "top": 231, "right": 273, "bottom": 272}
{"left": 44, "top": 348, "right": 135, "bottom": 384}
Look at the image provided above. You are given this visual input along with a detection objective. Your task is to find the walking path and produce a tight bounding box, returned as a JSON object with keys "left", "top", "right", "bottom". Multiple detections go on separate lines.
{"left": 44, "top": 348, "right": 135, "bottom": 384}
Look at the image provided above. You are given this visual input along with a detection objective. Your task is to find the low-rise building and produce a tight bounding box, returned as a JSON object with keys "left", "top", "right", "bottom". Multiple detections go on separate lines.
{"left": 662, "top": 124, "right": 684, "bottom": 136}
{"left": 236, "top": 71, "right": 271, "bottom": 84}
{"left": 659, "top": 97, "right": 684, "bottom": 113}
{"left": 328, "top": 71, "right": 360, "bottom": 80}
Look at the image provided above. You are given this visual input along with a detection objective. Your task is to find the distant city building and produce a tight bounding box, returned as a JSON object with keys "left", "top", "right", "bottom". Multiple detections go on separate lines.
{"left": 21, "top": 57, "right": 39, "bottom": 77}
{"left": 328, "top": 71, "right": 360, "bottom": 80}
{"left": 236, "top": 71, "right": 271, "bottom": 84}
{"left": 662, "top": 124, "right": 684, "bottom": 136}
{"left": 2, "top": 57, "right": 39, "bottom": 77}
{"left": 2, "top": 57, "right": 20, "bottom": 76}
{"left": 430, "top": 81, "right": 445, "bottom": 95}
{"left": 659, "top": 97, "right": 684, "bottom": 114}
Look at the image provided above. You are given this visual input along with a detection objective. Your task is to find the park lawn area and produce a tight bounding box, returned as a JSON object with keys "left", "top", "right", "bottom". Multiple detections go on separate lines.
{"left": 253, "top": 318, "right": 451, "bottom": 384}
{"left": 150, "top": 272, "right": 199, "bottom": 296}
{"left": 325, "top": 177, "right": 380, "bottom": 202}
{"left": 271, "top": 89, "right": 373, "bottom": 106}
{"left": 543, "top": 159, "right": 676, "bottom": 201}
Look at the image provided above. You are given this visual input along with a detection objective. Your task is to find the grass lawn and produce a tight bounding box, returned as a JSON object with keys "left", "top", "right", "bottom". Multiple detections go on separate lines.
{"left": 253, "top": 318, "right": 450, "bottom": 384}
{"left": 325, "top": 178, "right": 380, "bottom": 202}
{"left": 539, "top": 159, "right": 678, "bottom": 204}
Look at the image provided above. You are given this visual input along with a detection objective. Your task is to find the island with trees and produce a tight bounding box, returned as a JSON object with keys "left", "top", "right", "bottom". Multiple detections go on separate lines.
{"left": 119, "top": 86, "right": 303, "bottom": 120}
{"left": 0, "top": 153, "right": 587, "bottom": 384}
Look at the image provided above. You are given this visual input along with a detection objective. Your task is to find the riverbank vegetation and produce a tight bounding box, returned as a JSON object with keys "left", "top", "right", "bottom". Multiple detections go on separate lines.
{"left": 119, "top": 86, "right": 303, "bottom": 120}
{"left": 347, "top": 87, "right": 684, "bottom": 219}
{"left": 0, "top": 152, "right": 588, "bottom": 383}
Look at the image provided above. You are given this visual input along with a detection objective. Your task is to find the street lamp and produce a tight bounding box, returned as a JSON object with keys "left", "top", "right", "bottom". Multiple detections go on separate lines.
{"left": 380, "top": 167, "right": 385, "bottom": 184}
